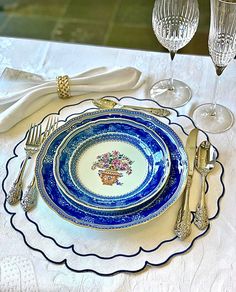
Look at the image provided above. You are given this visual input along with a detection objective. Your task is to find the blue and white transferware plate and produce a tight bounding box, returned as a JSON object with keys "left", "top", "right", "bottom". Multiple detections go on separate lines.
{"left": 54, "top": 118, "right": 171, "bottom": 211}
{"left": 35, "top": 109, "right": 188, "bottom": 229}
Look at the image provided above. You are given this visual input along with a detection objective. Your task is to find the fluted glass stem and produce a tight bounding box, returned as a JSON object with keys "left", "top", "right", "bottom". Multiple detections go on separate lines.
{"left": 210, "top": 74, "right": 220, "bottom": 116}
{"left": 169, "top": 51, "right": 176, "bottom": 90}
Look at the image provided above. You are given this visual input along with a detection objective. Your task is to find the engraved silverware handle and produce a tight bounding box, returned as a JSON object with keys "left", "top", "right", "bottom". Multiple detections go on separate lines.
{"left": 7, "top": 155, "right": 30, "bottom": 205}
{"left": 122, "top": 105, "right": 170, "bottom": 117}
{"left": 174, "top": 176, "right": 192, "bottom": 240}
{"left": 21, "top": 176, "right": 37, "bottom": 212}
{"left": 194, "top": 173, "right": 209, "bottom": 230}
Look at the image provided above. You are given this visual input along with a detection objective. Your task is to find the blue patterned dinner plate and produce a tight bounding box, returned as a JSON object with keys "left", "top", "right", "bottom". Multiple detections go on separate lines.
{"left": 54, "top": 118, "right": 171, "bottom": 211}
{"left": 35, "top": 109, "right": 188, "bottom": 229}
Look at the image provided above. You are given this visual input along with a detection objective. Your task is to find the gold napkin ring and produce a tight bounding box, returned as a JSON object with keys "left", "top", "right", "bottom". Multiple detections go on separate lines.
{"left": 56, "top": 75, "right": 71, "bottom": 99}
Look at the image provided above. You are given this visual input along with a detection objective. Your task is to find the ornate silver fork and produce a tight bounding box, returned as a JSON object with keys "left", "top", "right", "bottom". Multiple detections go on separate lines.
{"left": 21, "top": 116, "right": 59, "bottom": 212}
{"left": 7, "top": 124, "right": 42, "bottom": 205}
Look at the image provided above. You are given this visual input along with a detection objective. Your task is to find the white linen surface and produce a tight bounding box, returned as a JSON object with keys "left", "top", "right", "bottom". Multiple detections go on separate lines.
{"left": 0, "top": 37, "right": 236, "bottom": 292}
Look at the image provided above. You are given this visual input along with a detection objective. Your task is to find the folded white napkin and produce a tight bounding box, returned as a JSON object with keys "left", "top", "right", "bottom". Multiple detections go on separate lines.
{"left": 0, "top": 67, "right": 143, "bottom": 132}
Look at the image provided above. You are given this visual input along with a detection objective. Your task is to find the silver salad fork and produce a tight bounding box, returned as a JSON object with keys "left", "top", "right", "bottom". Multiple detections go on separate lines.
{"left": 21, "top": 116, "right": 59, "bottom": 212}
{"left": 7, "top": 124, "right": 42, "bottom": 205}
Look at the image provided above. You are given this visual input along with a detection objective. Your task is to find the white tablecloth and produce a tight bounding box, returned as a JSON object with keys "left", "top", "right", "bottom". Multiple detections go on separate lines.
{"left": 0, "top": 37, "right": 235, "bottom": 292}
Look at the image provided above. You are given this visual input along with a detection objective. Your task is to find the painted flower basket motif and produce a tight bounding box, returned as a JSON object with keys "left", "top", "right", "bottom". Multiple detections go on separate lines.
{"left": 91, "top": 150, "right": 133, "bottom": 186}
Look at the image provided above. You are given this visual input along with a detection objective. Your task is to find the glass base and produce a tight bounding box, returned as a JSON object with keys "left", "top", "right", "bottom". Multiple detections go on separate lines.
{"left": 150, "top": 79, "right": 192, "bottom": 108}
{"left": 192, "top": 103, "right": 234, "bottom": 133}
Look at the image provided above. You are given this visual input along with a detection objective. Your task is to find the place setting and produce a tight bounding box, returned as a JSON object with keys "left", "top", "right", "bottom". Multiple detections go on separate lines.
{"left": 2, "top": 0, "right": 235, "bottom": 276}
{"left": 2, "top": 94, "right": 224, "bottom": 275}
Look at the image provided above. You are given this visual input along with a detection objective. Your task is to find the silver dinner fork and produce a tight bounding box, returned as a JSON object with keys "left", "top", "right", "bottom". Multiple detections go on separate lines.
{"left": 7, "top": 124, "right": 42, "bottom": 205}
{"left": 20, "top": 116, "right": 59, "bottom": 212}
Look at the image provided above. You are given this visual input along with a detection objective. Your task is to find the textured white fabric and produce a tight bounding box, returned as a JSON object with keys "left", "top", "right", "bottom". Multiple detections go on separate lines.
{"left": 0, "top": 37, "right": 236, "bottom": 291}
{"left": 0, "top": 66, "right": 142, "bottom": 132}
{"left": 0, "top": 256, "right": 38, "bottom": 292}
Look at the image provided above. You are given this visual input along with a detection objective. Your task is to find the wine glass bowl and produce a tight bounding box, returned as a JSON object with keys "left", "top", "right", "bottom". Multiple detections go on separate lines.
{"left": 209, "top": 34, "right": 236, "bottom": 69}
{"left": 208, "top": 0, "right": 236, "bottom": 69}
{"left": 153, "top": 13, "right": 199, "bottom": 52}
{"left": 150, "top": 0, "right": 199, "bottom": 108}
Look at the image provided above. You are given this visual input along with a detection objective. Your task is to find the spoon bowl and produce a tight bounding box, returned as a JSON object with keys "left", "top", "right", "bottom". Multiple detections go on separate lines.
{"left": 195, "top": 141, "right": 217, "bottom": 174}
{"left": 93, "top": 99, "right": 117, "bottom": 109}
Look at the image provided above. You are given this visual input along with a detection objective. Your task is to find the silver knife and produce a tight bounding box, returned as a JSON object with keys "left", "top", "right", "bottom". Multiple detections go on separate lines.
{"left": 174, "top": 128, "right": 199, "bottom": 240}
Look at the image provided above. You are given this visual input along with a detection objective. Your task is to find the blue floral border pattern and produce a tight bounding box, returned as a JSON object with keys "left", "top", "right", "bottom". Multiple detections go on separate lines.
{"left": 1, "top": 96, "right": 225, "bottom": 276}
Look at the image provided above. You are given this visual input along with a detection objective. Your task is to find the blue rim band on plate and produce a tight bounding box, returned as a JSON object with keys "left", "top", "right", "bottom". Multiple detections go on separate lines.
{"left": 54, "top": 118, "right": 171, "bottom": 210}
{"left": 35, "top": 109, "right": 188, "bottom": 229}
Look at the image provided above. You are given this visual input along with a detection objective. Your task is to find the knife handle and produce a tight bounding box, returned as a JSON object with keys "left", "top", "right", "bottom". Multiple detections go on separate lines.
{"left": 174, "top": 176, "right": 192, "bottom": 240}
{"left": 122, "top": 105, "right": 170, "bottom": 117}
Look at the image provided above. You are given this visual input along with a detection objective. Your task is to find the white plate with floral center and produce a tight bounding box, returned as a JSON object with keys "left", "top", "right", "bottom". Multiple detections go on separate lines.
{"left": 53, "top": 117, "right": 171, "bottom": 211}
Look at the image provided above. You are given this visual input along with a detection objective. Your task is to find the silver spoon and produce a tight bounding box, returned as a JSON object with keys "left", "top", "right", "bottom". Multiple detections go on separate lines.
{"left": 194, "top": 141, "right": 217, "bottom": 230}
{"left": 92, "top": 98, "right": 171, "bottom": 117}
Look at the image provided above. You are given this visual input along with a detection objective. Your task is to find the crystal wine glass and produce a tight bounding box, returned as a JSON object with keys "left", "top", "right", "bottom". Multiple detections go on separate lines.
{"left": 193, "top": 0, "right": 236, "bottom": 133}
{"left": 150, "top": 0, "right": 199, "bottom": 108}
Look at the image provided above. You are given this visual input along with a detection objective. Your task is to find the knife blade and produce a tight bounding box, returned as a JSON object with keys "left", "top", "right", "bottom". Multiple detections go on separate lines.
{"left": 174, "top": 128, "right": 199, "bottom": 240}
{"left": 185, "top": 128, "right": 199, "bottom": 178}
